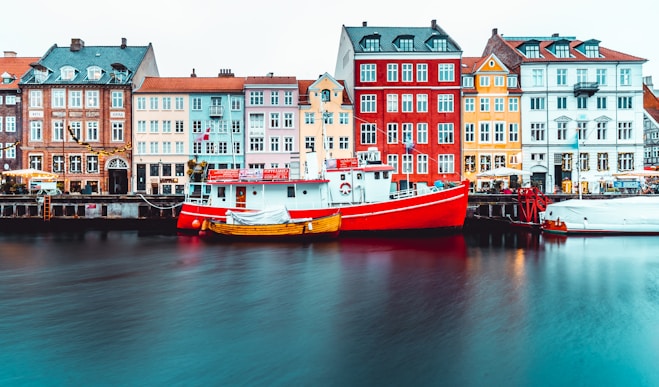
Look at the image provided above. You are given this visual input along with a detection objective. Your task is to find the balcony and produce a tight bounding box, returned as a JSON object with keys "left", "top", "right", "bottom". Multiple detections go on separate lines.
{"left": 209, "top": 105, "right": 224, "bottom": 117}
{"left": 573, "top": 82, "right": 599, "bottom": 97}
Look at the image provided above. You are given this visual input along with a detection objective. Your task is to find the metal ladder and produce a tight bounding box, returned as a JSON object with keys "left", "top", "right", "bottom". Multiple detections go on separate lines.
{"left": 43, "top": 195, "right": 52, "bottom": 221}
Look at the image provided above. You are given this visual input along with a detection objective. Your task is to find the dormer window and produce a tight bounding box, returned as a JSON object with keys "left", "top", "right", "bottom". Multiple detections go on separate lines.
{"left": 462, "top": 76, "right": 474, "bottom": 88}
{"left": 60, "top": 66, "right": 77, "bottom": 81}
{"left": 395, "top": 36, "right": 414, "bottom": 52}
{"left": 1, "top": 71, "right": 13, "bottom": 84}
{"left": 321, "top": 89, "right": 331, "bottom": 102}
{"left": 34, "top": 69, "right": 49, "bottom": 83}
{"left": 87, "top": 66, "right": 103, "bottom": 81}
{"left": 362, "top": 35, "right": 380, "bottom": 52}
{"left": 555, "top": 44, "right": 570, "bottom": 58}
{"left": 525, "top": 45, "right": 540, "bottom": 58}
{"left": 584, "top": 44, "right": 600, "bottom": 58}
{"left": 427, "top": 36, "right": 448, "bottom": 52}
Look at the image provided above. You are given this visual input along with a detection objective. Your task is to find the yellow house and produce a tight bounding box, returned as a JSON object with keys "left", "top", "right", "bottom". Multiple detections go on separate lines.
{"left": 298, "top": 73, "right": 354, "bottom": 178}
{"left": 461, "top": 54, "right": 523, "bottom": 191}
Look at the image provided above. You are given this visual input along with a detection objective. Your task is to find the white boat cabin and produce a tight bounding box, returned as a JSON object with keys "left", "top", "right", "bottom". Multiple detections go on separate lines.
{"left": 186, "top": 148, "right": 395, "bottom": 210}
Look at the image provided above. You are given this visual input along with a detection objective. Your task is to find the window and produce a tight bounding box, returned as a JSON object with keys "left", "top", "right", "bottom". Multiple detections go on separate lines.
{"left": 112, "top": 122, "right": 124, "bottom": 141}
{"left": 249, "top": 91, "right": 264, "bottom": 105}
{"left": 494, "top": 155, "right": 506, "bottom": 168}
{"left": 162, "top": 97, "right": 171, "bottom": 110}
{"left": 480, "top": 98, "right": 490, "bottom": 112}
{"left": 304, "top": 112, "right": 315, "bottom": 124}
{"left": 324, "top": 136, "right": 334, "bottom": 150}
{"left": 597, "top": 97, "right": 607, "bottom": 109}
{"left": 162, "top": 120, "right": 172, "bottom": 133}
{"left": 284, "top": 91, "right": 293, "bottom": 105}
{"left": 191, "top": 97, "right": 202, "bottom": 110}
{"left": 360, "top": 123, "right": 376, "bottom": 144}
{"left": 462, "top": 76, "right": 474, "bottom": 88}
{"left": 416, "top": 123, "right": 428, "bottom": 144}
{"left": 494, "top": 76, "right": 504, "bottom": 87}
{"left": 585, "top": 45, "right": 600, "bottom": 58}
{"left": 284, "top": 137, "right": 293, "bottom": 152}
{"left": 617, "top": 122, "right": 633, "bottom": 140}
{"left": 417, "top": 154, "right": 428, "bottom": 174}
{"left": 597, "top": 152, "right": 609, "bottom": 171}
{"left": 387, "top": 123, "right": 398, "bottom": 144}
{"left": 30, "top": 90, "right": 42, "bottom": 108}
{"left": 402, "top": 123, "right": 413, "bottom": 146}
{"left": 339, "top": 112, "right": 349, "bottom": 125}
{"left": 150, "top": 141, "right": 159, "bottom": 154}
{"left": 5, "top": 117, "right": 15, "bottom": 132}
{"left": 579, "top": 152, "right": 589, "bottom": 171}
{"left": 508, "top": 123, "right": 519, "bottom": 142}
{"left": 438, "top": 94, "right": 453, "bottom": 112}
{"left": 387, "top": 154, "right": 399, "bottom": 173}
{"left": 531, "top": 123, "right": 545, "bottom": 141}
{"left": 577, "top": 69, "right": 588, "bottom": 83}
{"left": 149, "top": 120, "right": 158, "bottom": 133}
{"left": 69, "top": 155, "right": 82, "bottom": 173}
{"left": 283, "top": 113, "right": 294, "bottom": 128}
{"left": 363, "top": 37, "right": 379, "bottom": 51}
{"left": 339, "top": 136, "right": 349, "bottom": 150}
{"left": 530, "top": 97, "right": 545, "bottom": 110}
{"left": 270, "top": 91, "right": 279, "bottom": 105}
{"left": 464, "top": 155, "right": 476, "bottom": 173}
{"left": 387, "top": 64, "right": 398, "bottom": 82}
{"left": 557, "top": 122, "right": 568, "bottom": 140}
{"left": 555, "top": 44, "right": 570, "bottom": 58}
{"left": 494, "top": 122, "right": 505, "bottom": 143}
{"left": 250, "top": 137, "right": 264, "bottom": 151}
{"left": 5, "top": 95, "right": 16, "bottom": 105}
{"left": 321, "top": 89, "right": 331, "bottom": 102}
{"left": 532, "top": 69, "right": 544, "bottom": 86}
{"left": 618, "top": 152, "right": 634, "bottom": 170}
{"left": 175, "top": 97, "right": 184, "bottom": 110}
{"left": 597, "top": 122, "right": 607, "bottom": 140}
{"left": 464, "top": 98, "right": 475, "bottom": 112}
{"left": 323, "top": 112, "right": 334, "bottom": 125}
{"left": 87, "top": 121, "right": 99, "bottom": 141}
{"left": 52, "top": 89, "right": 65, "bottom": 108}
{"left": 508, "top": 98, "right": 518, "bottom": 112}
{"left": 111, "top": 91, "right": 123, "bottom": 108}
{"left": 361, "top": 95, "right": 376, "bottom": 112}
{"left": 402, "top": 94, "right": 413, "bottom": 112}
{"left": 507, "top": 76, "right": 518, "bottom": 88}
{"left": 398, "top": 38, "right": 414, "bottom": 51}
{"left": 86, "top": 155, "right": 99, "bottom": 173}
{"left": 163, "top": 141, "right": 172, "bottom": 154}
{"left": 596, "top": 69, "right": 607, "bottom": 85}
{"left": 479, "top": 76, "right": 490, "bottom": 87}
{"left": 87, "top": 66, "right": 102, "bottom": 80}
{"left": 69, "top": 121, "right": 82, "bottom": 142}
{"left": 69, "top": 90, "right": 82, "bottom": 108}
{"left": 557, "top": 97, "right": 567, "bottom": 110}
{"left": 619, "top": 68, "right": 631, "bottom": 86}
{"left": 402, "top": 154, "right": 413, "bottom": 174}
{"left": 416, "top": 94, "right": 428, "bottom": 112}
{"left": 577, "top": 96, "right": 588, "bottom": 109}
{"left": 438, "top": 64, "right": 454, "bottom": 82}
{"left": 270, "top": 136, "right": 280, "bottom": 152}
{"left": 31, "top": 121, "right": 42, "bottom": 141}
{"left": 270, "top": 112, "right": 280, "bottom": 128}
{"left": 494, "top": 98, "right": 504, "bottom": 112}
{"left": 136, "top": 97, "right": 146, "bottom": 110}
{"left": 360, "top": 64, "right": 376, "bottom": 82}
{"left": 86, "top": 90, "right": 99, "bottom": 108}
{"left": 556, "top": 69, "right": 567, "bottom": 85}
{"left": 437, "top": 123, "right": 454, "bottom": 144}
{"left": 150, "top": 97, "right": 159, "bottom": 110}
{"left": 402, "top": 64, "right": 413, "bottom": 82}
{"left": 30, "top": 155, "right": 43, "bottom": 170}
{"left": 479, "top": 122, "right": 490, "bottom": 142}
{"left": 52, "top": 120, "right": 65, "bottom": 141}
{"left": 304, "top": 136, "right": 316, "bottom": 151}
{"left": 416, "top": 64, "right": 428, "bottom": 82}
{"left": 60, "top": 66, "right": 76, "bottom": 81}
{"left": 438, "top": 154, "right": 454, "bottom": 173}
{"left": 175, "top": 120, "right": 184, "bottom": 133}
{"left": 617, "top": 96, "right": 633, "bottom": 109}
{"left": 429, "top": 37, "right": 447, "bottom": 52}
{"left": 464, "top": 123, "right": 475, "bottom": 142}
{"left": 561, "top": 153, "right": 573, "bottom": 171}
{"left": 387, "top": 94, "right": 398, "bottom": 112}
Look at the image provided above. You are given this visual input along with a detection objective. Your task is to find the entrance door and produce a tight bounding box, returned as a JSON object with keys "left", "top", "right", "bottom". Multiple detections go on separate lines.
{"left": 236, "top": 186, "right": 247, "bottom": 208}
{"left": 110, "top": 169, "right": 128, "bottom": 194}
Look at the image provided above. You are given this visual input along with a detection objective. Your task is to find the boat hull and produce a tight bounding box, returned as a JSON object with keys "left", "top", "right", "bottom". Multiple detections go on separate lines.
{"left": 178, "top": 181, "right": 469, "bottom": 234}
{"left": 202, "top": 213, "right": 341, "bottom": 241}
{"left": 541, "top": 196, "right": 659, "bottom": 235}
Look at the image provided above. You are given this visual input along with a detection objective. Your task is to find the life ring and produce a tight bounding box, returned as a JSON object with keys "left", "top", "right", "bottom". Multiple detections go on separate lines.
{"left": 339, "top": 182, "right": 351, "bottom": 195}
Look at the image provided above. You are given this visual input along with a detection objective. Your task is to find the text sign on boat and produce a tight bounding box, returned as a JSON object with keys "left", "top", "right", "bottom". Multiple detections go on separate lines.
{"left": 208, "top": 169, "right": 240, "bottom": 181}
{"left": 262, "top": 168, "right": 289, "bottom": 180}
{"left": 335, "top": 158, "right": 359, "bottom": 169}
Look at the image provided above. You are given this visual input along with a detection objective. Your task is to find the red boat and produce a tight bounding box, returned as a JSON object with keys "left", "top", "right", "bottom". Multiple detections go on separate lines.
{"left": 177, "top": 149, "right": 469, "bottom": 235}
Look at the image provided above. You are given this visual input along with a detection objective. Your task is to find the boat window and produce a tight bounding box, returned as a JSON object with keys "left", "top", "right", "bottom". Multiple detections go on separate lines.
{"left": 287, "top": 186, "right": 296, "bottom": 198}
{"left": 217, "top": 187, "right": 226, "bottom": 198}
{"left": 374, "top": 172, "right": 380, "bottom": 180}
{"left": 357, "top": 173, "right": 362, "bottom": 180}
{"left": 340, "top": 174, "right": 346, "bottom": 180}
{"left": 383, "top": 172, "right": 389, "bottom": 179}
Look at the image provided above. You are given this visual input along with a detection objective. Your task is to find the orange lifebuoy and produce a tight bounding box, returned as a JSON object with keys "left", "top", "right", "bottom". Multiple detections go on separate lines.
{"left": 339, "top": 182, "right": 351, "bottom": 195}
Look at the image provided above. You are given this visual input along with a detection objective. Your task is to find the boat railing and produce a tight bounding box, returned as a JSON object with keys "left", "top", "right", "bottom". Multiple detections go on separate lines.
{"left": 184, "top": 182, "right": 212, "bottom": 204}
{"left": 389, "top": 185, "right": 440, "bottom": 200}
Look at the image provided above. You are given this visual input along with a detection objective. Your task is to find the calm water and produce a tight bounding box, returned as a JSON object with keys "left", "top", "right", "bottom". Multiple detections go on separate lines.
{"left": 1, "top": 230, "right": 658, "bottom": 386}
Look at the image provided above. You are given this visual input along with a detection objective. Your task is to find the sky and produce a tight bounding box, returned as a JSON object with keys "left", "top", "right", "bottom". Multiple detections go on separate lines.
{"left": 2, "top": 0, "right": 658, "bottom": 84}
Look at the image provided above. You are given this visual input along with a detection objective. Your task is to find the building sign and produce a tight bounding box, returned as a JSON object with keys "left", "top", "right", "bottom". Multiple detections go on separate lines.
{"left": 110, "top": 111, "right": 125, "bottom": 118}
{"left": 29, "top": 110, "right": 44, "bottom": 118}
{"left": 613, "top": 180, "right": 640, "bottom": 189}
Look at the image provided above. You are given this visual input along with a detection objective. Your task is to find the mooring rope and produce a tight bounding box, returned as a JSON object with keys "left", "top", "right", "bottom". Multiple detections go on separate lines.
{"left": 137, "top": 194, "right": 184, "bottom": 210}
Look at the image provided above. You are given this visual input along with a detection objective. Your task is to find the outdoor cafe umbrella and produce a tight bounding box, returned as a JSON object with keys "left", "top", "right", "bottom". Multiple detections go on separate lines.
{"left": 612, "top": 170, "right": 659, "bottom": 178}
{"left": 2, "top": 168, "right": 58, "bottom": 179}
{"left": 476, "top": 167, "right": 531, "bottom": 178}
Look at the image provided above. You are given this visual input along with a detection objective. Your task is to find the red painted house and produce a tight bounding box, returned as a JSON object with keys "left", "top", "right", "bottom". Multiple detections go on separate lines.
{"left": 335, "top": 20, "right": 463, "bottom": 189}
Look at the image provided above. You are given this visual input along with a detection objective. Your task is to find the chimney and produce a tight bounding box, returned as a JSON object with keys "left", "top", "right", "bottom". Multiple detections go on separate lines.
{"left": 267, "top": 72, "right": 274, "bottom": 77}
{"left": 492, "top": 28, "right": 498, "bottom": 37}
{"left": 190, "top": 68, "right": 197, "bottom": 77}
{"left": 3, "top": 51, "right": 17, "bottom": 58}
{"left": 121, "top": 37, "right": 127, "bottom": 49}
{"left": 431, "top": 19, "right": 437, "bottom": 29}
{"left": 552, "top": 33, "right": 559, "bottom": 38}
{"left": 362, "top": 21, "right": 367, "bottom": 27}
{"left": 70, "top": 38, "right": 84, "bottom": 52}
{"left": 218, "top": 69, "right": 234, "bottom": 78}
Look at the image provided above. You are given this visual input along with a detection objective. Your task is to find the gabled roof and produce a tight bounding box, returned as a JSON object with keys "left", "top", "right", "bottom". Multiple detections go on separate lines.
{"left": 0, "top": 55, "right": 40, "bottom": 90}
{"left": 20, "top": 40, "right": 152, "bottom": 85}
{"left": 343, "top": 20, "right": 462, "bottom": 53}
{"left": 136, "top": 76, "right": 246, "bottom": 93}
{"left": 644, "top": 83, "right": 659, "bottom": 124}
{"left": 298, "top": 74, "right": 351, "bottom": 105}
{"left": 244, "top": 75, "right": 297, "bottom": 86}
